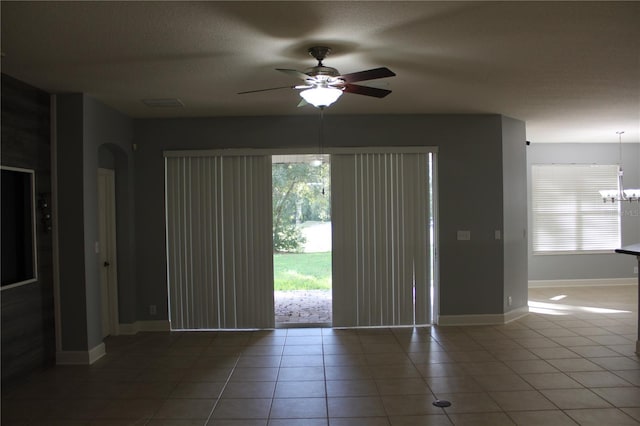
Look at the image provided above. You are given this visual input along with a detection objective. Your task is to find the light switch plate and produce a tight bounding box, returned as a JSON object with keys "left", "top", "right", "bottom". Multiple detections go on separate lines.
{"left": 457, "top": 230, "right": 471, "bottom": 240}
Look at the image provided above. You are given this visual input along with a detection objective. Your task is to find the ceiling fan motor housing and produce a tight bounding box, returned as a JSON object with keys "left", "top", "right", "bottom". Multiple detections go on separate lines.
{"left": 304, "top": 66, "right": 341, "bottom": 78}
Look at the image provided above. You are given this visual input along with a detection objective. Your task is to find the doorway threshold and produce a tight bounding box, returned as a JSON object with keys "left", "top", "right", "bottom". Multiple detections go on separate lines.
{"left": 276, "top": 322, "right": 332, "bottom": 329}
{"left": 274, "top": 289, "right": 332, "bottom": 324}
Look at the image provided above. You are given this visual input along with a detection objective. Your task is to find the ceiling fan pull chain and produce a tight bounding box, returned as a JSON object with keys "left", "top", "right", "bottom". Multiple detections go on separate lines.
{"left": 319, "top": 108, "right": 326, "bottom": 195}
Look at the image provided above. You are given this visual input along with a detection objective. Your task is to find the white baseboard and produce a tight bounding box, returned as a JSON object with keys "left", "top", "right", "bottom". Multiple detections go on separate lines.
{"left": 529, "top": 278, "right": 636, "bottom": 288}
{"left": 56, "top": 342, "right": 106, "bottom": 365}
{"left": 438, "top": 306, "right": 529, "bottom": 326}
{"left": 118, "top": 320, "right": 170, "bottom": 335}
{"left": 504, "top": 306, "right": 530, "bottom": 323}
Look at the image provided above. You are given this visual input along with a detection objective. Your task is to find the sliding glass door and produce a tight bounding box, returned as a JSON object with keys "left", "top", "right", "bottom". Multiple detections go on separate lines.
{"left": 164, "top": 148, "right": 435, "bottom": 330}
{"left": 165, "top": 155, "right": 274, "bottom": 329}
{"left": 332, "top": 152, "right": 431, "bottom": 327}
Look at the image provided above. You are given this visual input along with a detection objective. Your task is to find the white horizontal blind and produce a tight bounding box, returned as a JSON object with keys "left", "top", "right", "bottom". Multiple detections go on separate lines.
{"left": 332, "top": 153, "right": 430, "bottom": 327}
{"left": 165, "top": 156, "right": 274, "bottom": 329}
{"left": 531, "top": 164, "right": 620, "bottom": 253}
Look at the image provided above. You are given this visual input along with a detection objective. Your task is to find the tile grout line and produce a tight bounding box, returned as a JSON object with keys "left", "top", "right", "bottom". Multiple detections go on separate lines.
{"left": 392, "top": 327, "right": 451, "bottom": 423}
{"left": 501, "top": 317, "right": 635, "bottom": 422}
{"left": 266, "top": 329, "right": 291, "bottom": 423}
{"left": 201, "top": 338, "right": 244, "bottom": 426}
{"left": 322, "top": 328, "right": 330, "bottom": 424}
{"left": 498, "top": 320, "right": 570, "bottom": 416}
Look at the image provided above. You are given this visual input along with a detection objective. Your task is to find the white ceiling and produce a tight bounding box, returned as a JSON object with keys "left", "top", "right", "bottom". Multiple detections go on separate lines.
{"left": 2, "top": 1, "right": 639, "bottom": 143}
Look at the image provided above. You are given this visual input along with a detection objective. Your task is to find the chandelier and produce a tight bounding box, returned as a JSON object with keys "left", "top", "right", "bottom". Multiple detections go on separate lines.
{"left": 599, "top": 131, "right": 640, "bottom": 202}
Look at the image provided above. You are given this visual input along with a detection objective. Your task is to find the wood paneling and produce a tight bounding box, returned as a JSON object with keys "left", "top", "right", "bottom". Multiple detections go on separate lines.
{"left": 1, "top": 74, "right": 55, "bottom": 389}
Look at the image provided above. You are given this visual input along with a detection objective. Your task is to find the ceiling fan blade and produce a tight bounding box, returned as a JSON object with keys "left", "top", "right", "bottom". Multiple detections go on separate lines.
{"left": 340, "top": 67, "right": 396, "bottom": 83}
{"left": 237, "top": 86, "right": 295, "bottom": 94}
{"left": 343, "top": 84, "right": 392, "bottom": 98}
{"left": 297, "top": 98, "right": 309, "bottom": 108}
{"left": 276, "top": 68, "right": 311, "bottom": 81}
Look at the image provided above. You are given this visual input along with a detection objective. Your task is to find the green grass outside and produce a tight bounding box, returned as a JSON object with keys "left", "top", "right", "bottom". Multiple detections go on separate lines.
{"left": 273, "top": 251, "right": 332, "bottom": 291}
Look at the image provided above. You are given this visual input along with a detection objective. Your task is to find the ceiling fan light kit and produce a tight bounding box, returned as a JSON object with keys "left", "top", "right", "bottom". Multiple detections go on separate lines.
{"left": 238, "top": 46, "right": 396, "bottom": 108}
{"left": 300, "top": 87, "right": 343, "bottom": 108}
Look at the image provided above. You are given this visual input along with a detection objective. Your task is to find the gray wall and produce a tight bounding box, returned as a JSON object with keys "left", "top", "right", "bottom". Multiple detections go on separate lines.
{"left": 434, "top": 115, "right": 508, "bottom": 316}
{"left": 134, "top": 114, "right": 527, "bottom": 320}
{"left": 56, "top": 94, "right": 134, "bottom": 351}
{"left": 528, "top": 143, "right": 640, "bottom": 281}
{"left": 57, "top": 94, "right": 89, "bottom": 351}
{"left": 97, "top": 146, "right": 115, "bottom": 169}
{"left": 1, "top": 74, "right": 55, "bottom": 386}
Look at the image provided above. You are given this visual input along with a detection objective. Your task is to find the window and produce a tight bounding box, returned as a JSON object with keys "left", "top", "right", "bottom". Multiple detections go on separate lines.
{"left": 531, "top": 164, "right": 620, "bottom": 254}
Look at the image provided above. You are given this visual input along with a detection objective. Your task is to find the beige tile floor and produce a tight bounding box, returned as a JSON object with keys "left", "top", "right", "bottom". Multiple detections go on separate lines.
{"left": 1, "top": 285, "right": 638, "bottom": 425}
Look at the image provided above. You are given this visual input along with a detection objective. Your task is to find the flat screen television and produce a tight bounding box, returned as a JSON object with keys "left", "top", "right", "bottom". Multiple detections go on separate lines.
{"left": 1, "top": 166, "right": 37, "bottom": 289}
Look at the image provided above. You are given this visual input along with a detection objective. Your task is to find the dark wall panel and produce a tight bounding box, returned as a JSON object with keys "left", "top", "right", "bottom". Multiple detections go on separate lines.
{"left": 1, "top": 74, "right": 55, "bottom": 389}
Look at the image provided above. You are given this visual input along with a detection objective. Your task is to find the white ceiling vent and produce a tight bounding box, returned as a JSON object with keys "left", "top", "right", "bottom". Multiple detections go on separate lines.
{"left": 142, "top": 98, "right": 184, "bottom": 108}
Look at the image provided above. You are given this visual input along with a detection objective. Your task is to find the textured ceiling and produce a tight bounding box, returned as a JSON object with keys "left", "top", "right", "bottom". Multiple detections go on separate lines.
{"left": 1, "top": 1, "right": 639, "bottom": 143}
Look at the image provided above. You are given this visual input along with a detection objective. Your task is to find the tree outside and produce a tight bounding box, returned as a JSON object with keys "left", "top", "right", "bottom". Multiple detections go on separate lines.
{"left": 272, "top": 159, "right": 332, "bottom": 322}
{"left": 272, "top": 162, "right": 330, "bottom": 253}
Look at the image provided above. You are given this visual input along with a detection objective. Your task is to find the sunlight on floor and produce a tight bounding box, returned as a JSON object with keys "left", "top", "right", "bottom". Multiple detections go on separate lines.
{"left": 529, "top": 300, "right": 632, "bottom": 315}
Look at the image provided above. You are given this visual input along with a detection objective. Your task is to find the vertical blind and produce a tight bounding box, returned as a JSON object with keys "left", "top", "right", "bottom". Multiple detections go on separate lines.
{"left": 165, "top": 155, "right": 274, "bottom": 329}
{"left": 332, "top": 153, "right": 430, "bottom": 327}
{"left": 531, "top": 164, "right": 620, "bottom": 253}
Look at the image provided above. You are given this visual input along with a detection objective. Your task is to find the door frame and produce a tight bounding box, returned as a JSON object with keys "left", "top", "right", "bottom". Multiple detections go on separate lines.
{"left": 271, "top": 153, "right": 333, "bottom": 327}
{"left": 429, "top": 152, "right": 440, "bottom": 324}
{"left": 98, "top": 168, "right": 119, "bottom": 336}
{"left": 163, "top": 146, "right": 439, "bottom": 329}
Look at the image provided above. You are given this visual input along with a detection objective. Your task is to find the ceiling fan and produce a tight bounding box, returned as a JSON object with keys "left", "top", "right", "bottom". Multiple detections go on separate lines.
{"left": 238, "top": 46, "right": 396, "bottom": 108}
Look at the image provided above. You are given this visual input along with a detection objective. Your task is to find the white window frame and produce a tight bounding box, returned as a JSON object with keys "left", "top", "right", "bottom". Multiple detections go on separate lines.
{"left": 531, "top": 164, "right": 620, "bottom": 255}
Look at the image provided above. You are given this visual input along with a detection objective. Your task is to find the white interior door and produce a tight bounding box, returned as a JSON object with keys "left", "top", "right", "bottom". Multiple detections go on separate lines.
{"left": 98, "top": 168, "right": 119, "bottom": 337}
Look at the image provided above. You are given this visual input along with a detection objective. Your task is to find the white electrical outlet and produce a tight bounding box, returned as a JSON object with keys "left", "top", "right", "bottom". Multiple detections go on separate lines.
{"left": 508, "top": 296, "right": 513, "bottom": 307}
{"left": 634, "top": 266, "right": 638, "bottom": 274}
{"left": 150, "top": 305, "right": 157, "bottom": 315}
